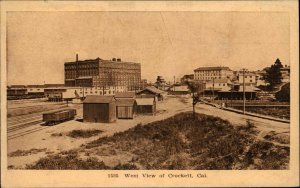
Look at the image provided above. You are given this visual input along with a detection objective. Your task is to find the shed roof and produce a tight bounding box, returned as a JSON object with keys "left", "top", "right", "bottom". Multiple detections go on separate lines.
{"left": 136, "top": 98, "right": 154, "bottom": 105}
{"left": 83, "top": 95, "right": 115, "bottom": 104}
{"left": 116, "top": 99, "right": 136, "bottom": 106}
{"left": 138, "top": 86, "right": 164, "bottom": 95}
{"left": 115, "top": 92, "right": 136, "bottom": 98}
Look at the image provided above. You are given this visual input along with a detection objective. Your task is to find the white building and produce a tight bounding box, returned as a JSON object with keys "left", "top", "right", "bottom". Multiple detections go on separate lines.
{"left": 62, "top": 86, "right": 127, "bottom": 100}
{"left": 194, "top": 66, "right": 233, "bottom": 81}
{"left": 280, "top": 65, "right": 290, "bottom": 83}
{"left": 236, "top": 70, "right": 257, "bottom": 87}
{"left": 205, "top": 78, "right": 232, "bottom": 91}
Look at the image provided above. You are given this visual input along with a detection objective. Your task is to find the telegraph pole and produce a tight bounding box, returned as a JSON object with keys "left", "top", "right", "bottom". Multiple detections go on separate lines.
{"left": 243, "top": 69, "right": 246, "bottom": 114}
{"left": 212, "top": 77, "right": 215, "bottom": 102}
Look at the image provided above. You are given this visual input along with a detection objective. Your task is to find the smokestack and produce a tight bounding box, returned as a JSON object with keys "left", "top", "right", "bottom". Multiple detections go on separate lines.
{"left": 76, "top": 54, "right": 78, "bottom": 62}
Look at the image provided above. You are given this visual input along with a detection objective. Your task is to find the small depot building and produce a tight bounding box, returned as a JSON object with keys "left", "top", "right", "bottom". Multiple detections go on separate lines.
{"left": 116, "top": 98, "right": 137, "bottom": 119}
{"left": 83, "top": 95, "right": 116, "bottom": 123}
{"left": 137, "top": 86, "right": 164, "bottom": 101}
{"left": 136, "top": 97, "right": 156, "bottom": 115}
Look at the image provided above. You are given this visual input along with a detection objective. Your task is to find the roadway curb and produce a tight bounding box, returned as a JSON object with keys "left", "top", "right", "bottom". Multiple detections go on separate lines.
{"left": 200, "top": 100, "right": 290, "bottom": 124}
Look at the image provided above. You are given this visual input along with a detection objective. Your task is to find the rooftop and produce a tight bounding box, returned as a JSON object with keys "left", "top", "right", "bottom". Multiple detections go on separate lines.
{"left": 116, "top": 98, "right": 136, "bottom": 106}
{"left": 194, "top": 66, "right": 231, "bottom": 71}
{"left": 115, "top": 92, "right": 136, "bottom": 98}
{"left": 138, "top": 86, "right": 165, "bottom": 95}
{"left": 83, "top": 95, "right": 115, "bottom": 104}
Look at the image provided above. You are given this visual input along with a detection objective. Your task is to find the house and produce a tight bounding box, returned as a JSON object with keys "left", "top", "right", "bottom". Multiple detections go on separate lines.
{"left": 280, "top": 65, "right": 290, "bottom": 83}
{"left": 136, "top": 98, "right": 156, "bottom": 115}
{"left": 136, "top": 86, "right": 165, "bottom": 101}
{"left": 83, "top": 95, "right": 116, "bottom": 123}
{"left": 116, "top": 99, "right": 137, "bottom": 119}
{"left": 205, "top": 78, "right": 232, "bottom": 91}
{"left": 236, "top": 70, "right": 257, "bottom": 87}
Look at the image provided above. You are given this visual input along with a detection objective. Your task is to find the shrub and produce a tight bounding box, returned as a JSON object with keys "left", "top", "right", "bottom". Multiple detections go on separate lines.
{"left": 26, "top": 154, "right": 109, "bottom": 170}
{"left": 67, "top": 129, "right": 102, "bottom": 138}
{"left": 275, "top": 83, "right": 290, "bottom": 102}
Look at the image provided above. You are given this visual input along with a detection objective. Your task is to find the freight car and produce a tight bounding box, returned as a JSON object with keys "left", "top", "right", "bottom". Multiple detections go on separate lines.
{"left": 43, "top": 109, "right": 76, "bottom": 125}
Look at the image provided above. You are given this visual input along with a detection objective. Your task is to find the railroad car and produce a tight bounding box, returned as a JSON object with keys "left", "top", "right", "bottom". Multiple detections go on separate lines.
{"left": 43, "top": 109, "right": 76, "bottom": 125}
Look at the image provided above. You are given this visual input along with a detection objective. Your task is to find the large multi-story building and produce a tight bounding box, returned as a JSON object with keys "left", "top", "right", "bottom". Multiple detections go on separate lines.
{"left": 64, "top": 56, "right": 141, "bottom": 91}
{"left": 194, "top": 66, "right": 233, "bottom": 81}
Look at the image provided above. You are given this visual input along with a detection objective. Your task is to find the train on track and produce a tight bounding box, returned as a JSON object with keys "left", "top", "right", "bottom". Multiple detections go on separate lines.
{"left": 43, "top": 109, "right": 77, "bottom": 125}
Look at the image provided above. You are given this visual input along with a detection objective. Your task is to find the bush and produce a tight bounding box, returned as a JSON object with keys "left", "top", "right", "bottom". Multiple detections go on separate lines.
{"left": 275, "top": 83, "right": 290, "bottom": 102}
{"left": 26, "top": 154, "right": 109, "bottom": 170}
{"left": 67, "top": 129, "right": 102, "bottom": 138}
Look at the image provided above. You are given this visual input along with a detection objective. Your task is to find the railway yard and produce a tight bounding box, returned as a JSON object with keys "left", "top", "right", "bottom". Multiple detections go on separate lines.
{"left": 6, "top": 96, "right": 290, "bottom": 169}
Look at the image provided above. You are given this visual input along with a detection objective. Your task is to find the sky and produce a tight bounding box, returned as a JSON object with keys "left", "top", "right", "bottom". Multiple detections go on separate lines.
{"left": 7, "top": 11, "right": 289, "bottom": 85}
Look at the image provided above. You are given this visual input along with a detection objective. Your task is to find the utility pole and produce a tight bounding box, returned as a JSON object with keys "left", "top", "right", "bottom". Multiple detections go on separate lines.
{"left": 243, "top": 68, "right": 246, "bottom": 114}
{"left": 212, "top": 77, "right": 215, "bottom": 102}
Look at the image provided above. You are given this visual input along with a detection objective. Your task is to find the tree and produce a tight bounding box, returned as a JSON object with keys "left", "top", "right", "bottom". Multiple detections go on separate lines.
{"left": 155, "top": 76, "right": 166, "bottom": 88}
{"left": 265, "top": 58, "right": 283, "bottom": 90}
{"left": 275, "top": 83, "right": 290, "bottom": 102}
{"left": 185, "top": 81, "right": 200, "bottom": 119}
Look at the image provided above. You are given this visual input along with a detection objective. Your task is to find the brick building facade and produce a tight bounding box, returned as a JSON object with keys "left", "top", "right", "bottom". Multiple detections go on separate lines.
{"left": 64, "top": 56, "right": 141, "bottom": 91}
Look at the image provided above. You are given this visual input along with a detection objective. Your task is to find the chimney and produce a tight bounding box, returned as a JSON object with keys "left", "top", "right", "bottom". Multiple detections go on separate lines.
{"left": 76, "top": 54, "right": 78, "bottom": 62}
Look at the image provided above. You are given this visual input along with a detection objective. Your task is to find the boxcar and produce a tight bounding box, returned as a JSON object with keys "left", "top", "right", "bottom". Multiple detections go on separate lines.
{"left": 43, "top": 109, "right": 76, "bottom": 125}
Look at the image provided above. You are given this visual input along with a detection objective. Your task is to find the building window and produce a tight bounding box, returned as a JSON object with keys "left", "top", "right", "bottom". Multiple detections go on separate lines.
{"left": 250, "top": 80, "right": 252, "bottom": 82}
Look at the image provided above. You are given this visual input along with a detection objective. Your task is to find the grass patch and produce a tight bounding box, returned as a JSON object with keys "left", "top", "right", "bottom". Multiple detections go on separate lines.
{"left": 26, "top": 153, "right": 110, "bottom": 170}
{"left": 26, "top": 152, "right": 138, "bottom": 170}
{"left": 26, "top": 112, "right": 289, "bottom": 170}
{"left": 8, "top": 148, "right": 47, "bottom": 157}
{"left": 67, "top": 129, "right": 103, "bottom": 138}
{"left": 83, "top": 112, "right": 289, "bottom": 170}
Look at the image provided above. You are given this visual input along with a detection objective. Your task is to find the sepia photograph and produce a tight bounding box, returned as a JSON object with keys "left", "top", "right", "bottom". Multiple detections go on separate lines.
{"left": 1, "top": 0, "right": 299, "bottom": 187}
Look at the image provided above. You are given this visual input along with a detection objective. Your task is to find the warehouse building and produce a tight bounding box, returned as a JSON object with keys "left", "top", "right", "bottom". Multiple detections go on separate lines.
{"left": 116, "top": 99, "right": 137, "bottom": 119}
{"left": 83, "top": 95, "right": 116, "bottom": 123}
{"left": 64, "top": 55, "right": 141, "bottom": 91}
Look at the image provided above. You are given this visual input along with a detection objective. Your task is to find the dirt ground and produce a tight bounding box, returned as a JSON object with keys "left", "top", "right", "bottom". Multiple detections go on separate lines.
{"left": 7, "top": 95, "right": 290, "bottom": 169}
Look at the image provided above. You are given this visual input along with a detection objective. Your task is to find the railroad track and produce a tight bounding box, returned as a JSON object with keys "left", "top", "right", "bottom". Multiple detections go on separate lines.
{"left": 8, "top": 103, "right": 65, "bottom": 110}
{"left": 8, "top": 126, "right": 51, "bottom": 140}
{"left": 7, "top": 105, "right": 82, "bottom": 140}
{"left": 8, "top": 115, "right": 42, "bottom": 126}
{"left": 7, "top": 119, "right": 43, "bottom": 133}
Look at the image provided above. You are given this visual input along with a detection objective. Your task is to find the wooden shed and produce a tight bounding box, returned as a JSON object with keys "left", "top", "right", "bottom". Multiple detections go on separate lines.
{"left": 83, "top": 95, "right": 116, "bottom": 123}
{"left": 136, "top": 98, "right": 156, "bottom": 115}
{"left": 116, "top": 99, "right": 137, "bottom": 119}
